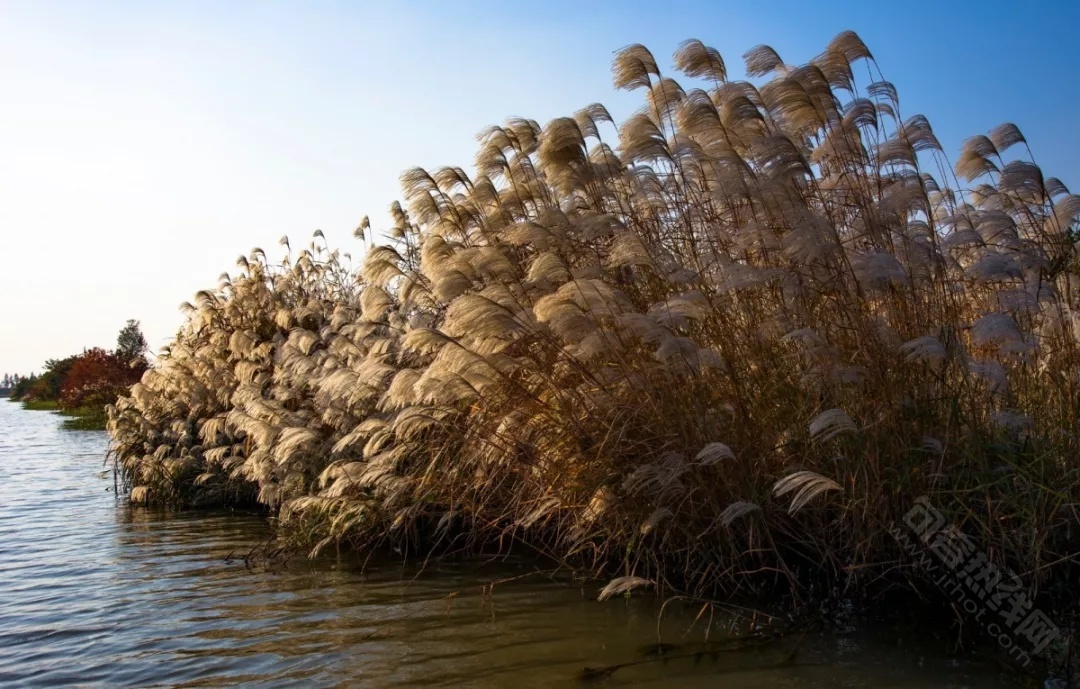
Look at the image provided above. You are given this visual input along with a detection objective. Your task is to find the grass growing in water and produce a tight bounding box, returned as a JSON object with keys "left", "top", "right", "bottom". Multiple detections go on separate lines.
{"left": 16, "top": 399, "right": 108, "bottom": 430}
{"left": 60, "top": 407, "right": 108, "bottom": 431}
{"left": 107, "top": 32, "right": 1080, "bottom": 631}
{"left": 21, "top": 400, "right": 61, "bottom": 412}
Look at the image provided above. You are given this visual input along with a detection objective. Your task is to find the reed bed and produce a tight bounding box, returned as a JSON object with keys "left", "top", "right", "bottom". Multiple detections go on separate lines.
{"left": 109, "top": 32, "right": 1080, "bottom": 608}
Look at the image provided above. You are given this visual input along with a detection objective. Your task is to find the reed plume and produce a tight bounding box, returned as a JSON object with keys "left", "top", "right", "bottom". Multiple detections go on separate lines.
{"left": 109, "top": 31, "right": 1080, "bottom": 606}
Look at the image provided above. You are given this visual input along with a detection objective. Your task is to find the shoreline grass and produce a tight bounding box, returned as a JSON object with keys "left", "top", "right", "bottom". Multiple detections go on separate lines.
{"left": 59, "top": 407, "right": 108, "bottom": 431}
{"left": 20, "top": 399, "right": 61, "bottom": 411}
{"left": 105, "top": 30, "right": 1080, "bottom": 676}
{"left": 16, "top": 399, "right": 108, "bottom": 430}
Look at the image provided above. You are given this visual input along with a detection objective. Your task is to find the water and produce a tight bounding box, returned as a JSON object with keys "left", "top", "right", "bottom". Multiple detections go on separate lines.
{"left": 0, "top": 400, "right": 1024, "bottom": 688}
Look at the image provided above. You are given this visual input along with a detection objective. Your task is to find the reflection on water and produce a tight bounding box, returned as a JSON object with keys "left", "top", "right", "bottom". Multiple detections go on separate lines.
{"left": 0, "top": 400, "right": 1022, "bottom": 688}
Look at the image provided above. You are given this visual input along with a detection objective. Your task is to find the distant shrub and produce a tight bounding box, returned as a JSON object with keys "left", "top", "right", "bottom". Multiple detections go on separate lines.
{"left": 14, "top": 322, "right": 148, "bottom": 426}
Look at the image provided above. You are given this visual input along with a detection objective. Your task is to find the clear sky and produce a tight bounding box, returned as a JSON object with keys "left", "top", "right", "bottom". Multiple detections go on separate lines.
{"left": 2, "top": 0, "right": 1079, "bottom": 374}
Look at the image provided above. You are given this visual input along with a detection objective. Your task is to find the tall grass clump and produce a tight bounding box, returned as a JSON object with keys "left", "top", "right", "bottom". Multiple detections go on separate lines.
{"left": 109, "top": 237, "right": 361, "bottom": 507}
{"left": 109, "top": 32, "right": 1080, "bottom": 606}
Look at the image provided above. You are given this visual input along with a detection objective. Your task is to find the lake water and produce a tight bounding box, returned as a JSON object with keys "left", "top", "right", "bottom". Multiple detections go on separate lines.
{"left": 0, "top": 400, "right": 1025, "bottom": 687}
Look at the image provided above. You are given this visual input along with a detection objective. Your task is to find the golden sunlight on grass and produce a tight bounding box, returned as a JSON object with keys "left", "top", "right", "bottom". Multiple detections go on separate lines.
{"left": 109, "top": 32, "right": 1080, "bottom": 604}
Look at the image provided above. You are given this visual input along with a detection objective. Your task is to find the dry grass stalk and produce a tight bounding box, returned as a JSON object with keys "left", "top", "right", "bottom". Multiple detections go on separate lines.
{"left": 109, "top": 32, "right": 1080, "bottom": 606}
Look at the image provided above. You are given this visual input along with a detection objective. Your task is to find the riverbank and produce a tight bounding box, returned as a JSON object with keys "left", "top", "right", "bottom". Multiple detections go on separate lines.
{"left": 106, "top": 31, "right": 1080, "bottom": 682}
{"left": 12, "top": 398, "right": 108, "bottom": 430}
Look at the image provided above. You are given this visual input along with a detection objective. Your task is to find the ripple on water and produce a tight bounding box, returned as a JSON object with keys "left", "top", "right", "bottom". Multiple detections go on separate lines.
{"left": 0, "top": 401, "right": 1025, "bottom": 688}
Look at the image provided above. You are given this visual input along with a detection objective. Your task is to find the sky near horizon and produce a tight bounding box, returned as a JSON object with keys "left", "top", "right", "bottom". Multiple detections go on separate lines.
{"left": 2, "top": 0, "right": 1079, "bottom": 374}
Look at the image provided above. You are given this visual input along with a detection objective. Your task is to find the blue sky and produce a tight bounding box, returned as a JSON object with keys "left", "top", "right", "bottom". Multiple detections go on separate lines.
{"left": 2, "top": 0, "right": 1079, "bottom": 373}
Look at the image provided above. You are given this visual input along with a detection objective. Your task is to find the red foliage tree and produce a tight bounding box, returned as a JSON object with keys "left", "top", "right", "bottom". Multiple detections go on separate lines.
{"left": 60, "top": 348, "right": 146, "bottom": 410}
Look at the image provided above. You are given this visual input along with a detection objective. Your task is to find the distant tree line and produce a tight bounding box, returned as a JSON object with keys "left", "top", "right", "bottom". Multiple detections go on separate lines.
{"left": 9, "top": 320, "right": 149, "bottom": 412}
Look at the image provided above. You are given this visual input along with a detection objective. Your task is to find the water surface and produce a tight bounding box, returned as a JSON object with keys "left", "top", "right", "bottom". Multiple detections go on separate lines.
{"left": 0, "top": 400, "right": 1023, "bottom": 687}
